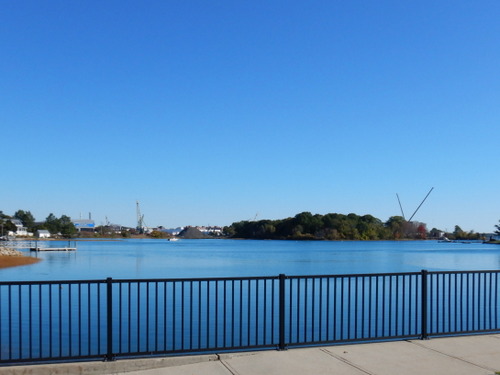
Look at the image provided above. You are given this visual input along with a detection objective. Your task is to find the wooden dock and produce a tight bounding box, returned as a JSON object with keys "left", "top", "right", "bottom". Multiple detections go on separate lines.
{"left": 30, "top": 247, "right": 77, "bottom": 252}
{"left": 29, "top": 240, "right": 77, "bottom": 252}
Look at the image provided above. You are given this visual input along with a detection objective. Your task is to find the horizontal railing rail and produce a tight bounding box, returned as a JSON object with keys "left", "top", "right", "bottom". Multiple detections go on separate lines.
{"left": 0, "top": 269, "right": 499, "bottom": 365}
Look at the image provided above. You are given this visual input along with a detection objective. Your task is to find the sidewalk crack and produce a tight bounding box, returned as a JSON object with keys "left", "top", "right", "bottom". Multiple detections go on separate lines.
{"left": 319, "top": 348, "right": 374, "bottom": 375}
{"left": 216, "top": 354, "right": 240, "bottom": 375}
{"left": 408, "top": 340, "right": 498, "bottom": 373}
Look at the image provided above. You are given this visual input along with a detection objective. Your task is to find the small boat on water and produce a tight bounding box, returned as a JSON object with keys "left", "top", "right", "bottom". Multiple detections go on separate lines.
{"left": 168, "top": 238, "right": 179, "bottom": 242}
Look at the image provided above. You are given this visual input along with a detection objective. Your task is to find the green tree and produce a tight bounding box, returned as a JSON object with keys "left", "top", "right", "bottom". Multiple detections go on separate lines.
{"left": 495, "top": 220, "right": 500, "bottom": 236}
{"left": 453, "top": 225, "right": 465, "bottom": 239}
{"left": 385, "top": 216, "right": 405, "bottom": 239}
{"left": 44, "top": 213, "right": 59, "bottom": 234}
{"left": 14, "top": 210, "right": 36, "bottom": 232}
{"left": 59, "top": 215, "right": 77, "bottom": 238}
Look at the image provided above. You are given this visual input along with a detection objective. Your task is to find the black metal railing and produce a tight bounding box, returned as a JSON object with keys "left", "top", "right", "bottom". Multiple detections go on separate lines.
{"left": 0, "top": 270, "right": 499, "bottom": 365}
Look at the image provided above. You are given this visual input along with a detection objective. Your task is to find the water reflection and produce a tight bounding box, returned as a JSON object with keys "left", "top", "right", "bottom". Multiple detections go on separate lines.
{"left": 1, "top": 240, "right": 499, "bottom": 282}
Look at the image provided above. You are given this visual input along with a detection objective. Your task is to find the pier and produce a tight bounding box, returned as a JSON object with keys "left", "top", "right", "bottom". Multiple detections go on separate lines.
{"left": 29, "top": 246, "right": 76, "bottom": 252}
{"left": 28, "top": 240, "right": 77, "bottom": 252}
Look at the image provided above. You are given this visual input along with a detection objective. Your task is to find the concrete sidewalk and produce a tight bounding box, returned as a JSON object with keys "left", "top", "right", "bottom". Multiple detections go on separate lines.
{"left": 2, "top": 334, "right": 500, "bottom": 375}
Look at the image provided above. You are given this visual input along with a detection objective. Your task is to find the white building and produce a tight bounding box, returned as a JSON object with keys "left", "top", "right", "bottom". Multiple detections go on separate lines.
{"left": 36, "top": 230, "right": 51, "bottom": 238}
{"left": 10, "top": 219, "right": 28, "bottom": 236}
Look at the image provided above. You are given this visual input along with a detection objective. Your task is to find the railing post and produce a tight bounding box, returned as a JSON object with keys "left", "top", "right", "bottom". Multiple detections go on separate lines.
{"left": 420, "top": 270, "right": 429, "bottom": 340}
{"left": 105, "top": 277, "right": 115, "bottom": 361}
{"left": 278, "top": 274, "right": 287, "bottom": 350}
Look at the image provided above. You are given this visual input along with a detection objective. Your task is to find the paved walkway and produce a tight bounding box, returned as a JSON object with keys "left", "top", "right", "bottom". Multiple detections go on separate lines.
{"left": 1, "top": 334, "right": 500, "bottom": 375}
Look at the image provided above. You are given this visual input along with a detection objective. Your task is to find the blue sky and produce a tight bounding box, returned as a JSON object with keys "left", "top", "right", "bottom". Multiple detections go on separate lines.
{"left": 1, "top": 1, "right": 499, "bottom": 233}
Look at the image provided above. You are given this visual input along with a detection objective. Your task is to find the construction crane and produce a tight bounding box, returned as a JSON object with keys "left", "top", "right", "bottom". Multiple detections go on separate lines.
{"left": 136, "top": 201, "right": 146, "bottom": 233}
{"left": 396, "top": 187, "right": 434, "bottom": 222}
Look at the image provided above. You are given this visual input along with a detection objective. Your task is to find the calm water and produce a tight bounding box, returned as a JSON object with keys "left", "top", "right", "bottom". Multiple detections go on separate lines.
{"left": 3, "top": 239, "right": 500, "bottom": 281}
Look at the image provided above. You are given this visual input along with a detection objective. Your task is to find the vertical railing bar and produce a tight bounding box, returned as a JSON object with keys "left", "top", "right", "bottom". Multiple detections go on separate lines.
{"left": 319, "top": 277, "right": 323, "bottom": 341}
{"left": 271, "top": 278, "right": 275, "bottom": 345}
{"left": 495, "top": 273, "right": 499, "bottom": 328}
{"left": 215, "top": 281, "right": 219, "bottom": 348}
{"left": 224, "top": 280, "right": 227, "bottom": 348}
{"left": 163, "top": 281, "right": 173, "bottom": 351}
{"left": 360, "top": 276, "right": 364, "bottom": 339}
{"left": 442, "top": 274, "right": 445, "bottom": 333}
{"left": 57, "top": 283, "right": 62, "bottom": 357}
{"left": 87, "top": 283, "right": 91, "bottom": 356}
{"left": 146, "top": 282, "right": 150, "bottom": 353}
{"left": 231, "top": 280, "right": 235, "bottom": 348}
{"left": 50, "top": 284, "right": 54, "bottom": 358}
{"left": 247, "top": 279, "right": 251, "bottom": 346}
{"left": 304, "top": 278, "right": 308, "bottom": 342}
{"left": 348, "top": 276, "right": 352, "bottom": 339}
{"left": 447, "top": 274, "right": 451, "bottom": 333}
{"left": 278, "top": 274, "right": 286, "bottom": 350}
{"left": 466, "top": 273, "right": 470, "bottom": 331}
{"left": 127, "top": 283, "right": 131, "bottom": 353}
{"left": 325, "top": 277, "right": 330, "bottom": 341}
{"left": 289, "top": 278, "right": 293, "bottom": 344}
{"left": 105, "top": 278, "right": 114, "bottom": 362}
{"left": 482, "top": 273, "right": 486, "bottom": 330}
{"left": 381, "top": 276, "right": 385, "bottom": 337}
{"left": 199, "top": 281, "right": 202, "bottom": 350}
{"left": 311, "top": 277, "right": 315, "bottom": 342}
{"left": 39, "top": 285, "right": 42, "bottom": 358}
{"left": 173, "top": 282, "right": 176, "bottom": 351}
{"left": 395, "top": 276, "right": 399, "bottom": 337}
{"left": 388, "top": 276, "right": 392, "bottom": 337}
{"left": 190, "top": 281, "right": 194, "bottom": 350}
{"left": 420, "top": 270, "right": 428, "bottom": 340}
{"left": 155, "top": 281, "right": 159, "bottom": 352}
{"left": 429, "top": 273, "right": 433, "bottom": 334}
{"left": 181, "top": 282, "right": 185, "bottom": 350}
{"left": 368, "top": 276, "right": 372, "bottom": 338}
{"left": 239, "top": 280, "right": 242, "bottom": 347}
{"left": 8, "top": 285, "right": 12, "bottom": 360}
{"left": 460, "top": 273, "right": 464, "bottom": 333}
{"left": 488, "top": 273, "right": 493, "bottom": 329}
{"left": 401, "top": 275, "right": 405, "bottom": 336}
{"left": 263, "top": 279, "right": 267, "bottom": 345}
{"left": 454, "top": 273, "right": 458, "bottom": 333}
{"left": 376, "top": 276, "right": 380, "bottom": 337}
{"left": 29, "top": 285, "right": 33, "bottom": 359}
{"left": 18, "top": 285, "right": 23, "bottom": 360}
{"left": 340, "top": 277, "right": 345, "bottom": 340}
{"left": 118, "top": 283, "right": 123, "bottom": 353}
{"left": 137, "top": 282, "right": 141, "bottom": 353}
{"left": 97, "top": 282, "right": 101, "bottom": 355}
{"left": 296, "top": 278, "right": 300, "bottom": 342}
{"left": 473, "top": 273, "right": 477, "bottom": 331}
{"left": 206, "top": 281, "right": 210, "bottom": 349}
{"left": 0, "top": 285, "right": 3, "bottom": 360}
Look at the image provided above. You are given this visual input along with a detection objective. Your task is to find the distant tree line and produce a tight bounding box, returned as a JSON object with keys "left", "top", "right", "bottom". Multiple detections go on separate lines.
{"left": 224, "top": 212, "right": 429, "bottom": 240}
{"left": 223, "top": 212, "right": 494, "bottom": 241}
{"left": 0, "top": 210, "right": 77, "bottom": 238}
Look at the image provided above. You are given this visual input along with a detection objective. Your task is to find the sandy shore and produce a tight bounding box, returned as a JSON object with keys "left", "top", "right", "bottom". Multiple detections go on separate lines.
{"left": 0, "top": 246, "right": 41, "bottom": 269}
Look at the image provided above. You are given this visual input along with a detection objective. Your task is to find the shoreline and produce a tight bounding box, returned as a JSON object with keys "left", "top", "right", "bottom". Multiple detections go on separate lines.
{"left": 0, "top": 246, "right": 41, "bottom": 269}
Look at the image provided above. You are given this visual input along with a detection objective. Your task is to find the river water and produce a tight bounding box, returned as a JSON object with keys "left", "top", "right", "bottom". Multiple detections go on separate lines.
{"left": 2, "top": 239, "right": 500, "bottom": 281}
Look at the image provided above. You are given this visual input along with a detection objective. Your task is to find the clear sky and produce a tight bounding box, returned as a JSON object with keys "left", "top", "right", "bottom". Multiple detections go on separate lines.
{"left": 1, "top": 1, "right": 499, "bottom": 233}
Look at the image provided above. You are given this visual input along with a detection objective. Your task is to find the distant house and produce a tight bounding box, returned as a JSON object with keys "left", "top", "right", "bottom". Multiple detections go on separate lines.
{"left": 72, "top": 219, "right": 95, "bottom": 232}
{"left": 36, "top": 230, "right": 51, "bottom": 238}
{"left": 10, "top": 219, "right": 28, "bottom": 236}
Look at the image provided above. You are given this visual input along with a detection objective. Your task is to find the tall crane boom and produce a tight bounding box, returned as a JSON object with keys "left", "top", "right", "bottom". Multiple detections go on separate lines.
{"left": 136, "top": 201, "right": 145, "bottom": 233}
{"left": 408, "top": 187, "right": 434, "bottom": 222}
